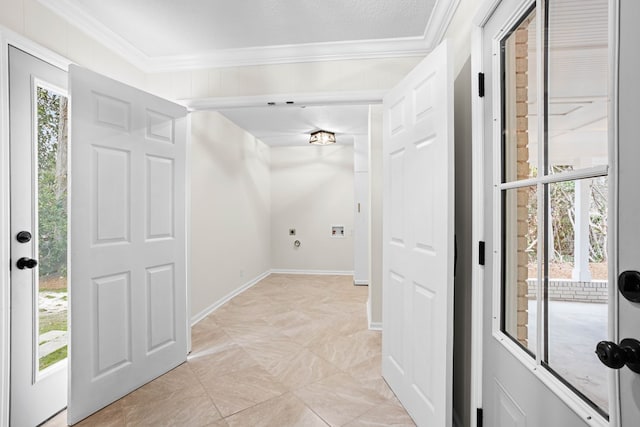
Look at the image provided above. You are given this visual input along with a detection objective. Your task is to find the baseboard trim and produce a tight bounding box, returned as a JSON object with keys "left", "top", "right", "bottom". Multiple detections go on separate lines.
{"left": 354, "top": 279, "right": 369, "bottom": 286}
{"left": 190, "top": 270, "right": 271, "bottom": 326}
{"left": 367, "top": 299, "right": 383, "bottom": 330}
{"left": 369, "top": 322, "right": 382, "bottom": 331}
{"left": 270, "top": 269, "right": 354, "bottom": 276}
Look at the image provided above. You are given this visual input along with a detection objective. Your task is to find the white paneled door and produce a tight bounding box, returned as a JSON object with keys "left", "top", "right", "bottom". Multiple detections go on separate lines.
{"left": 381, "top": 40, "right": 454, "bottom": 427}
{"left": 9, "top": 46, "right": 69, "bottom": 427}
{"left": 68, "top": 66, "right": 188, "bottom": 424}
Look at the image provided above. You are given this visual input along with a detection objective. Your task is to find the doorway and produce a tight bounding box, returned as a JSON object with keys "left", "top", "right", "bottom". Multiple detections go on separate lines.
{"left": 7, "top": 45, "right": 191, "bottom": 426}
{"left": 9, "top": 46, "right": 69, "bottom": 427}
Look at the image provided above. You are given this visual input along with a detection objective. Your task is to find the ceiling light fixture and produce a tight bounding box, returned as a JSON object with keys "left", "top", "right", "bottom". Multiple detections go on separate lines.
{"left": 309, "top": 130, "right": 336, "bottom": 145}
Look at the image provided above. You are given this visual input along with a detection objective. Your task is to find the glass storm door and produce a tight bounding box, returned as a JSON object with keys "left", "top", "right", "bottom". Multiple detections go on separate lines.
{"left": 9, "top": 47, "right": 69, "bottom": 426}
{"left": 480, "top": 0, "right": 619, "bottom": 425}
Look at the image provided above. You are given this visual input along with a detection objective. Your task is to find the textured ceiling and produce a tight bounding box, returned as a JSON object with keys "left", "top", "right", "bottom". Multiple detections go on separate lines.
{"left": 68, "top": 0, "right": 432, "bottom": 56}
{"left": 219, "top": 105, "right": 369, "bottom": 147}
{"left": 38, "top": 0, "right": 458, "bottom": 71}
{"left": 36, "top": 0, "right": 458, "bottom": 146}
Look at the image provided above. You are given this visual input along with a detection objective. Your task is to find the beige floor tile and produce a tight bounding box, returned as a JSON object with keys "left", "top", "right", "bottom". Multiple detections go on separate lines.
{"left": 307, "top": 301, "right": 366, "bottom": 316}
{"left": 220, "top": 320, "right": 285, "bottom": 344}
{"left": 349, "top": 354, "right": 383, "bottom": 380}
{"left": 191, "top": 318, "right": 235, "bottom": 353}
{"left": 211, "top": 306, "right": 270, "bottom": 327}
{"left": 294, "top": 373, "right": 388, "bottom": 426}
{"left": 123, "top": 391, "right": 221, "bottom": 426}
{"left": 308, "top": 329, "right": 381, "bottom": 371}
{"left": 41, "top": 274, "right": 413, "bottom": 427}
{"left": 343, "top": 402, "right": 416, "bottom": 427}
{"left": 281, "top": 317, "right": 338, "bottom": 347}
{"left": 347, "top": 355, "right": 398, "bottom": 400}
{"left": 262, "top": 348, "right": 339, "bottom": 389}
{"left": 188, "top": 344, "right": 259, "bottom": 379}
{"left": 201, "top": 365, "right": 287, "bottom": 417}
{"left": 264, "top": 309, "right": 314, "bottom": 329}
{"left": 238, "top": 336, "right": 305, "bottom": 369}
{"left": 76, "top": 401, "right": 126, "bottom": 427}
{"left": 225, "top": 393, "right": 328, "bottom": 427}
{"left": 119, "top": 363, "right": 198, "bottom": 408}
{"left": 40, "top": 410, "right": 68, "bottom": 427}
{"left": 357, "top": 376, "right": 398, "bottom": 402}
{"left": 40, "top": 400, "right": 126, "bottom": 426}
{"left": 41, "top": 401, "right": 126, "bottom": 427}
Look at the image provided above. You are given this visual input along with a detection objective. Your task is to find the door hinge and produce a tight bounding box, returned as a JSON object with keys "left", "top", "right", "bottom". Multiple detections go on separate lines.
{"left": 478, "top": 73, "right": 485, "bottom": 98}
{"left": 479, "top": 241, "right": 486, "bottom": 266}
{"left": 477, "top": 408, "right": 483, "bottom": 427}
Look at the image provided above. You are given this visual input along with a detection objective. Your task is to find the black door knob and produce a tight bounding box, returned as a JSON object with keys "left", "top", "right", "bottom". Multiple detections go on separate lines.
{"left": 596, "top": 338, "right": 640, "bottom": 373}
{"left": 16, "top": 231, "right": 32, "bottom": 243}
{"left": 16, "top": 257, "right": 38, "bottom": 270}
{"left": 619, "top": 270, "right": 640, "bottom": 302}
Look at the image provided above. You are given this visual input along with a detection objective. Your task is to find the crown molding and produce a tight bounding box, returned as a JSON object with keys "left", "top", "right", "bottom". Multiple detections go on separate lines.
{"left": 37, "top": 0, "right": 150, "bottom": 70}
{"left": 144, "top": 38, "right": 430, "bottom": 72}
{"left": 425, "top": 0, "right": 462, "bottom": 48}
{"left": 38, "top": 0, "right": 460, "bottom": 73}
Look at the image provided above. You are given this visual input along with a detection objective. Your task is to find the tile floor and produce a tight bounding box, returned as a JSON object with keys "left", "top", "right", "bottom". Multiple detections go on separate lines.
{"left": 43, "top": 274, "right": 415, "bottom": 426}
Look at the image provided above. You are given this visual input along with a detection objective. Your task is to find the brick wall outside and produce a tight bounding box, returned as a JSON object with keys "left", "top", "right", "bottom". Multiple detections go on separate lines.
{"left": 515, "top": 23, "right": 530, "bottom": 346}
{"left": 527, "top": 279, "right": 608, "bottom": 303}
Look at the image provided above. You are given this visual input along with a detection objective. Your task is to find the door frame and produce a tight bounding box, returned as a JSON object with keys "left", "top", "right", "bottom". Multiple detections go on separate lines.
{"left": 181, "top": 91, "right": 384, "bottom": 333}
{"left": 470, "top": 0, "right": 621, "bottom": 425}
{"left": 0, "top": 26, "right": 72, "bottom": 426}
{"left": 0, "top": 27, "right": 196, "bottom": 425}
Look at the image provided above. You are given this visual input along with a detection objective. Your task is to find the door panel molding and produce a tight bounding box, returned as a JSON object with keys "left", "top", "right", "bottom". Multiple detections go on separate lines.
{"left": 68, "top": 65, "right": 188, "bottom": 424}
{"left": 382, "top": 39, "right": 454, "bottom": 427}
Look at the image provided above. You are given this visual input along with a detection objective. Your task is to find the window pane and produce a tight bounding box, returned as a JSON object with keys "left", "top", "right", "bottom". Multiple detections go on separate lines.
{"left": 37, "top": 86, "right": 69, "bottom": 371}
{"left": 546, "top": 177, "right": 609, "bottom": 415}
{"left": 547, "top": 0, "right": 609, "bottom": 173}
{"left": 502, "top": 8, "right": 537, "bottom": 183}
{"left": 502, "top": 186, "right": 538, "bottom": 355}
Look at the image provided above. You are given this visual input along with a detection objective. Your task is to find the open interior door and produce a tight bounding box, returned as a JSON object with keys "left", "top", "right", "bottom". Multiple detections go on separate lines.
{"left": 68, "top": 65, "right": 188, "bottom": 424}
{"left": 381, "top": 40, "right": 454, "bottom": 426}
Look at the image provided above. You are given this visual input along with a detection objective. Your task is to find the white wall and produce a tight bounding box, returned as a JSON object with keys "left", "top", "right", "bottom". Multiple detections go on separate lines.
{"left": 445, "top": 0, "right": 479, "bottom": 78}
{"left": 146, "top": 56, "right": 424, "bottom": 100}
{"left": 353, "top": 135, "right": 370, "bottom": 285}
{"left": 270, "top": 145, "right": 354, "bottom": 273}
{"left": 0, "top": 0, "right": 145, "bottom": 87}
{"left": 190, "top": 111, "right": 271, "bottom": 319}
{"left": 368, "top": 105, "right": 384, "bottom": 326}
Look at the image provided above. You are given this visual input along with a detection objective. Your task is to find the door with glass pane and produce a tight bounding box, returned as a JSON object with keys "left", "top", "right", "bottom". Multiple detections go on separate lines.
{"left": 481, "top": 0, "right": 614, "bottom": 425}
{"left": 617, "top": 0, "right": 640, "bottom": 424}
{"left": 9, "top": 47, "right": 68, "bottom": 426}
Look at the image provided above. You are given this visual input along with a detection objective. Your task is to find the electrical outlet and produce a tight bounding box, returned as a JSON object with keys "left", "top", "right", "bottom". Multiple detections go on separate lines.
{"left": 289, "top": 228, "right": 296, "bottom": 236}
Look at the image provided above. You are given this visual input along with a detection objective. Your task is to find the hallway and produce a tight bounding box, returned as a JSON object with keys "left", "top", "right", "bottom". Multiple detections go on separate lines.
{"left": 44, "top": 274, "right": 414, "bottom": 426}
